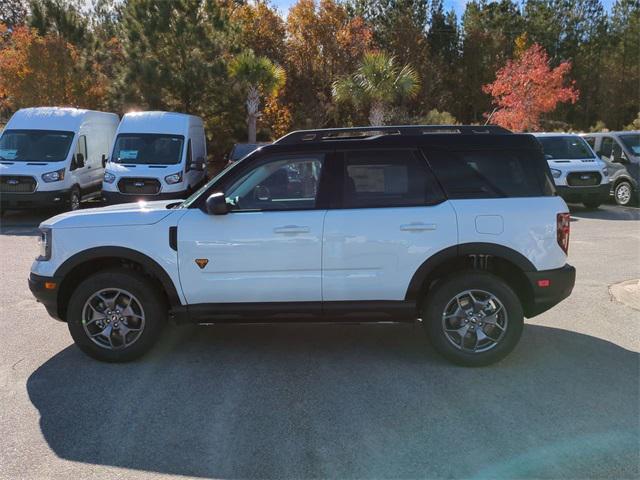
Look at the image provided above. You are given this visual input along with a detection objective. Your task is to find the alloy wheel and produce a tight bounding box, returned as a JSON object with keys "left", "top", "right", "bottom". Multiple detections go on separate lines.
{"left": 616, "top": 183, "right": 631, "bottom": 205}
{"left": 441, "top": 289, "right": 508, "bottom": 353}
{"left": 82, "top": 288, "right": 146, "bottom": 350}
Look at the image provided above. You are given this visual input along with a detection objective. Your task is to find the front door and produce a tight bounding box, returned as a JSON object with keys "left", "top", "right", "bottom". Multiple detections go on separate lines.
{"left": 322, "top": 149, "right": 457, "bottom": 303}
{"left": 177, "top": 152, "right": 327, "bottom": 305}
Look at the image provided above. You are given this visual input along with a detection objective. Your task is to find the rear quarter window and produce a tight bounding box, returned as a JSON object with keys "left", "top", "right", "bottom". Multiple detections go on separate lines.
{"left": 424, "top": 148, "right": 554, "bottom": 199}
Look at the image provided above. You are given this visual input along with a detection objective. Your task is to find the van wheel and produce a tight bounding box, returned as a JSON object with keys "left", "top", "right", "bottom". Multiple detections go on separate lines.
{"left": 69, "top": 187, "right": 81, "bottom": 211}
{"left": 583, "top": 200, "right": 601, "bottom": 209}
{"left": 66, "top": 269, "right": 167, "bottom": 362}
{"left": 422, "top": 271, "right": 524, "bottom": 367}
{"left": 614, "top": 181, "right": 635, "bottom": 206}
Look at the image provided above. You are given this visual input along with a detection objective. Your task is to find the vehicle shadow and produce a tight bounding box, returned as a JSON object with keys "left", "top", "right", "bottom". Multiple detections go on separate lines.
{"left": 569, "top": 204, "right": 640, "bottom": 221}
{"left": 27, "top": 323, "right": 639, "bottom": 479}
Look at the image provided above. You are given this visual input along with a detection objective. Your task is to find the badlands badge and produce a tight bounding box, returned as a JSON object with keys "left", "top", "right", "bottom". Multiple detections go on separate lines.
{"left": 195, "top": 258, "right": 209, "bottom": 269}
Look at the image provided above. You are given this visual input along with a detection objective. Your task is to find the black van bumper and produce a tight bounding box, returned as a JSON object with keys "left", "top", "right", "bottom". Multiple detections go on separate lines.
{"left": 556, "top": 184, "right": 610, "bottom": 203}
{"left": 28, "top": 273, "right": 63, "bottom": 321}
{"left": 524, "top": 264, "right": 576, "bottom": 317}
{"left": 1, "top": 190, "right": 70, "bottom": 210}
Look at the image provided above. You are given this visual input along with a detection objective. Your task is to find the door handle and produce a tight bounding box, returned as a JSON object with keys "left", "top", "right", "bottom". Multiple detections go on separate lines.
{"left": 274, "top": 225, "right": 310, "bottom": 234}
{"left": 400, "top": 223, "right": 437, "bottom": 231}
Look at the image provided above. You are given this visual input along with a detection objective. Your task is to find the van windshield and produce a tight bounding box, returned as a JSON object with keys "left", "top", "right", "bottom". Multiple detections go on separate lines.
{"left": 537, "top": 136, "right": 595, "bottom": 160}
{"left": 619, "top": 134, "right": 640, "bottom": 156}
{"left": 112, "top": 134, "right": 184, "bottom": 165}
{"left": 0, "top": 129, "right": 74, "bottom": 162}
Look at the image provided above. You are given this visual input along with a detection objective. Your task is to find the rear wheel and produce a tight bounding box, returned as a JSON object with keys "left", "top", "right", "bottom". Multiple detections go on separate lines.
{"left": 67, "top": 269, "right": 167, "bottom": 362}
{"left": 423, "top": 271, "right": 524, "bottom": 366}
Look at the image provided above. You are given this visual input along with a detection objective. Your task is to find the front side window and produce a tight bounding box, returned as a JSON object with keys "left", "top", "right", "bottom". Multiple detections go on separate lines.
{"left": 111, "top": 134, "right": 184, "bottom": 165}
{"left": 76, "top": 135, "right": 87, "bottom": 159}
{"left": 619, "top": 134, "right": 640, "bottom": 156}
{"left": 537, "top": 135, "right": 595, "bottom": 160}
{"left": 341, "top": 150, "right": 440, "bottom": 208}
{"left": 426, "top": 149, "right": 554, "bottom": 199}
{"left": 0, "top": 129, "right": 74, "bottom": 162}
{"left": 226, "top": 154, "right": 324, "bottom": 211}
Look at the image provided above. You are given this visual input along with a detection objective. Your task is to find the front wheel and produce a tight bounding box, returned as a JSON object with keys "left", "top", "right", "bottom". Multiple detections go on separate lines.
{"left": 614, "top": 181, "right": 635, "bottom": 206}
{"left": 67, "top": 269, "right": 167, "bottom": 362}
{"left": 422, "top": 271, "right": 524, "bottom": 366}
{"left": 68, "top": 186, "right": 81, "bottom": 211}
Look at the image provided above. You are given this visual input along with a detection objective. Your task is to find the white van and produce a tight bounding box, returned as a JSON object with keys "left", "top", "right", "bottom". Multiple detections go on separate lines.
{"left": 102, "top": 112, "right": 207, "bottom": 204}
{"left": 0, "top": 107, "right": 119, "bottom": 213}
{"left": 533, "top": 133, "right": 610, "bottom": 209}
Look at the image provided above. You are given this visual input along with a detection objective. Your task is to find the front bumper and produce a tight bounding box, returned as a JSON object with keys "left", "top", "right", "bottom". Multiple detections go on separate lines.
{"left": 1, "top": 190, "right": 70, "bottom": 210}
{"left": 28, "top": 273, "right": 63, "bottom": 321}
{"left": 556, "top": 184, "right": 610, "bottom": 203}
{"left": 102, "top": 190, "right": 187, "bottom": 205}
{"left": 524, "top": 264, "right": 576, "bottom": 317}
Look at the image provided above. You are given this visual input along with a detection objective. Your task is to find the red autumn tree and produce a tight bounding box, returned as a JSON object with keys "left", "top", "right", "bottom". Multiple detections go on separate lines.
{"left": 483, "top": 43, "right": 579, "bottom": 132}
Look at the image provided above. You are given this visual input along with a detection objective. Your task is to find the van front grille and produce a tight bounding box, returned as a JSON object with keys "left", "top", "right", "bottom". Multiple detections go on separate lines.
{"left": 118, "top": 178, "right": 161, "bottom": 195}
{"left": 0, "top": 175, "right": 37, "bottom": 193}
{"left": 567, "top": 172, "right": 601, "bottom": 187}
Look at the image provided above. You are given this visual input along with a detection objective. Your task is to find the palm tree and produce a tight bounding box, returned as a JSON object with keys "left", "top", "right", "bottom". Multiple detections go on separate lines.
{"left": 333, "top": 52, "right": 420, "bottom": 126}
{"left": 229, "top": 51, "right": 286, "bottom": 142}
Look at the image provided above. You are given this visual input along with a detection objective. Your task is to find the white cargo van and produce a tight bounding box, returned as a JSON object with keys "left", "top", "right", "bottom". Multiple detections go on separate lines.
{"left": 102, "top": 112, "right": 207, "bottom": 204}
{"left": 0, "top": 107, "right": 119, "bottom": 213}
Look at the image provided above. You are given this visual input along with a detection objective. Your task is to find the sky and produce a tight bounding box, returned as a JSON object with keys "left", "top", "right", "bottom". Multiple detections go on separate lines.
{"left": 271, "top": 0, "right": 615, "bottom": 19}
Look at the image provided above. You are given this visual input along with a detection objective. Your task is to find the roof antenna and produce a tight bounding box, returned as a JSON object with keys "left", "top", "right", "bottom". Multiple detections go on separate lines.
{"left": 484, "top": 108, "right": 498, "bottom": 126}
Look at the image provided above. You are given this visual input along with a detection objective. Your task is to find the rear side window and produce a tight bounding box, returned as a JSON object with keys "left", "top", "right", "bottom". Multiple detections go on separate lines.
{"left": 425, "top": 149, "right": 554, "bottom": 199}
{"left": 341, "top": 150, "right": 443, "bottom": 208}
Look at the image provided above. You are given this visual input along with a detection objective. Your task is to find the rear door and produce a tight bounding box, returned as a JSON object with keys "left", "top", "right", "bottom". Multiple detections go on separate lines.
{"left": 322, "top": 148, "right": 457, "bottom": 304}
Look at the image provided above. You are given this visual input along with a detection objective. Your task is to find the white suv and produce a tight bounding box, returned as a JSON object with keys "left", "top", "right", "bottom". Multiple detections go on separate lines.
{"left": 29, "top": 126, "right": 576, "bottom": 366}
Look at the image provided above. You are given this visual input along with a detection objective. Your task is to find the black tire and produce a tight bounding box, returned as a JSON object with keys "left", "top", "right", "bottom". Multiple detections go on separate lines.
{"left": 67, "top": 269, "right": 167, "bottom": 362}
{"left": 68, "top": 186, "right": 81, "bottom": 212}
{"left": 614, "top": 180, "right": 636, "bottom": 206}
{"left": 422, "top": 271, "right": 524, "bottom": 367}
{"left": 583, "top": 200, "right": 601, "bottom": 209}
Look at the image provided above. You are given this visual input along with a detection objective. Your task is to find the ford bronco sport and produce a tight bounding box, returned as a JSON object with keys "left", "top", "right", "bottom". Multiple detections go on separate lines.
{"left": 29, "top": 126, "right": 576, "bottom": 366}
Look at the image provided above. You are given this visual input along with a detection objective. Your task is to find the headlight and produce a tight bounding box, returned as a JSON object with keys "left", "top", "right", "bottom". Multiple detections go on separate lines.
{"left": 165, "top": 172, "right": 183, "bottom": 184}
{"left": 103, "top": 171, "right": 116, "bottom": 184}
{"left": 41, "top": 169, "right": 65, "bottom": 183}
{"left": 550, "top": 168, "right": 562, "bottom": 178}
{"left": 37, "top": 228, "right": 52, "bottom": 261}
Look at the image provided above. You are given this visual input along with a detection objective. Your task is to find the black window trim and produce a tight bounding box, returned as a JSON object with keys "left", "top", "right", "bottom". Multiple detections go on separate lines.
{"left": 332, "top": 147, "right": 446, "bottom": 210}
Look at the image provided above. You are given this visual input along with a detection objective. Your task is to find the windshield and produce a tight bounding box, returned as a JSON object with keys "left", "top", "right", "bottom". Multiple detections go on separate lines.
{"left": 0, "top": 129, "right": 74, "bottom": 162}
{"left": 619, "top": 134, "right": 640, "bottom": 156}
{"left": 537, "top": 136, "right": 595, "bottom": 160}
{"left": 112, "top": 134, "right": 184, "bottom": 165}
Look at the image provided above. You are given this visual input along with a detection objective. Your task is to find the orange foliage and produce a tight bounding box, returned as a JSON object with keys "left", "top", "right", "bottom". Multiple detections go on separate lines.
{"left": 262, "top": 94, "right": 292, "bottom": 139}
{"left": 0, "top": 25, "right": 107, "bottom": 111}
{"left": 231, "top": 2, "right": 286, "bottom": 63}
{"left": 483, "top": 43, "right": 579, "bottom": 132}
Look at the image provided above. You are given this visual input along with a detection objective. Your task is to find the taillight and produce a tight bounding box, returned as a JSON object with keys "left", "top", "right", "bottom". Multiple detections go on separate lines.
{"left": 557, "top": 212, "right": 570, "bottom": 254}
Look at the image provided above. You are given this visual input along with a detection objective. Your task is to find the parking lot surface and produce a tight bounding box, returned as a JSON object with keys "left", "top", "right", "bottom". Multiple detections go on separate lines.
{"left": 1, "top": 204, "right": 639, "bottom": 479}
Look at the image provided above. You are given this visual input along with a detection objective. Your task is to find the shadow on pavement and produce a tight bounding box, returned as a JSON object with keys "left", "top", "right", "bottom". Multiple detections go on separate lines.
{"left": 28, "top": 323, "right": 639, "bottom": 479}
{"left": 0, "top": 209, "right": 56, "bottom": 236}
{"left": 569, "top": 204, "right": 640, "bottom": 221}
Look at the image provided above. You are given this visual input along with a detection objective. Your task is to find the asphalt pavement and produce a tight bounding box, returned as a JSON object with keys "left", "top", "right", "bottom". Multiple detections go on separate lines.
{"left": 1, "top": 204, "right": 639, "bottom": 479}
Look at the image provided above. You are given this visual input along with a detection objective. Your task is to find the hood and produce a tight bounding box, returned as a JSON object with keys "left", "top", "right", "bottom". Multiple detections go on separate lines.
{"left": 0, "top": 160, "right": 67, "bottom": 177}
{"left": 547, "top": 158, "right": 606, "bottom": 172}
{"left": 41, "top": 200, "right": 179, "bottom": 229}
{"left": 106, "top": 163, "right": 182, "bottom": 175}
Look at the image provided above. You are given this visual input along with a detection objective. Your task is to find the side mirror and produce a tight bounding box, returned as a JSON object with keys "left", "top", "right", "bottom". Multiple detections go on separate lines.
{"left": 75, "top": 153, "right": 85, "bottom": 169}
{"left": 189, "top": 157, "right": 205, "bottom": 172}
{"left": 101, "top": 154, "right": 107, "bottom": 168}
{"left": 620, "top": 151, "right": 629, "bottom": 163}
{"left": 206, "top": 192, "right": 229, "bottom": 215}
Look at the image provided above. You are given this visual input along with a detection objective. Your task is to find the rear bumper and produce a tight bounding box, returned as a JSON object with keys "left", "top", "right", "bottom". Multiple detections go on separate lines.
{"left": 556, "top": 184, "right": 610, "bottom": 203}
{"left": 103, "top": 190, "right": 187, "bottom": 205}
{"left": 524, "top": 264, "right": 576, "bottom": 317}
{"left": 1, "top": 190, "right": 70, "bottom": 210}
{"left": 28, "top": 273, "right": 63, "bottom": 321}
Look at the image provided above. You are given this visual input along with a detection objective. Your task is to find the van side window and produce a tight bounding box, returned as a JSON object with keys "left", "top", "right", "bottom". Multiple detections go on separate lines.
{"left": 600, "top": 137, "right": 613, "bottom": 157}
{"left": 186, "top": 139, "right": 192, "bottom": 164}
{"left": 76, "top": 135, "right": 88, "bottom": 164}
{"left": 341, "top": 150, "right": 442, "bottom": 208}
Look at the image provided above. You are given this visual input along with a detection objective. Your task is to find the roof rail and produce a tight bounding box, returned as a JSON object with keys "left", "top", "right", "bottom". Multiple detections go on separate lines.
{"left": 274, "top": 125, "right": 511, "bottom": 145}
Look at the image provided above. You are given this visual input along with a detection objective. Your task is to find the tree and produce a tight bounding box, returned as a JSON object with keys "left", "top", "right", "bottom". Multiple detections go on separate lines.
{"left": 483, "top": 43, "right": 579, "bottom": 131}
{"left": 0, "top": 0, "right": 28, "bottom": 29}
{"left": 229, "top": 51, "right": 286, "bottom": 142}
{"left": 333, "top": 51, "right": 420, "bottom": 125}
{"left": 0, "top": 25, "right": 106, "bottom": 111}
